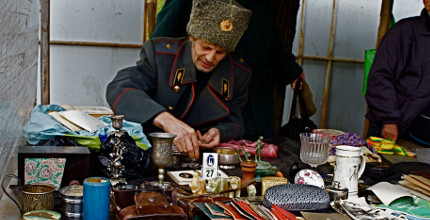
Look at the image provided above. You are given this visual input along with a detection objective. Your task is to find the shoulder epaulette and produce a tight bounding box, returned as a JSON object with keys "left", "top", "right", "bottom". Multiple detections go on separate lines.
{"left": 152, "top": 37, "right": 186, "bottom": 55}
{"left": 231, "top": 54, "right": 251, "bottom": 74}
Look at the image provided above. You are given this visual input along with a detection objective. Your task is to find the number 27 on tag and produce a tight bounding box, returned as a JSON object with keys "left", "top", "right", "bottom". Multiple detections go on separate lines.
{"left": 202, "top": 153, "right": 218, "bottom": 179}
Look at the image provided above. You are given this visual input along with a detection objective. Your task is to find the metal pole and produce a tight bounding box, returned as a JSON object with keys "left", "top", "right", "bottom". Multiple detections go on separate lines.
{"left": 49, "top": 40, "right": 142, "bottom": 48}
{"left": 40, "top": 0, "right": 50, "bottom": 105}
{"left": 321, "top": 0, "right": 339, "bottom": 128}
{"left": 297, "top": 54, "right": 363, "bottom": 64}
{"left": 297, "top": 0, "right": 307, "bottom": 66}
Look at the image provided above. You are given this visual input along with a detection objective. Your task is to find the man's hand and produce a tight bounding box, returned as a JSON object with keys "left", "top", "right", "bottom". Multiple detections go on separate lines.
{"left": 291, "top": 72, "right": 306, "bottom": 90}
{"left": 382, "top": 123, "right": 399, "bottom": 142}
{"left": 197, "top": 128, "right": 220, "bottom": 148}
{"left": 152, "top": 111, "right": 200, "bottom": 159}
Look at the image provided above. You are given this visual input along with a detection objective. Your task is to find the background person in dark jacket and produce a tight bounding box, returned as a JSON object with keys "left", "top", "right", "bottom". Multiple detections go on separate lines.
{"left": 151, "top": 0, "right": 305, "bottom": 140}
{"left": 106, "top": 0, "right": 252, "bottom": 159}
{"left": 366, "top": 0, "right": 430, "bottom": 144}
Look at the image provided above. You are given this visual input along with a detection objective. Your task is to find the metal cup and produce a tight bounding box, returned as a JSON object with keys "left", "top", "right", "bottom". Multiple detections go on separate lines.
{"left": 2, "top": 174, "right": 55, "bottom": 214}
{"left": 149, "top": 132, "right": 176, "bottom": 187}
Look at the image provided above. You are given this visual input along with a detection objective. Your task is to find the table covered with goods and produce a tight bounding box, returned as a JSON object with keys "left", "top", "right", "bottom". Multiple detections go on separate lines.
{"left": 5, "top": 105, "right": 430, "bottom": 220}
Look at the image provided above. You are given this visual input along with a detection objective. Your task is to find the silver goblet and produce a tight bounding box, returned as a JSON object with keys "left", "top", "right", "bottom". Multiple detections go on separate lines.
{"left": 149, "top": 132, "right": 176, "bottom": 188}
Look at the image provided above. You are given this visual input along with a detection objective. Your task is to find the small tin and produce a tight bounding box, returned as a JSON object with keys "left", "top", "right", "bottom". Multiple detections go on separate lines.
{"left": 60, "top": 185, "right": 83, "bottom": 218}
{"left": 261, "top": 176, "right": 288, "bottom": 196}
{"left": 325, "top": 181, "right": 348, "bottom": 207}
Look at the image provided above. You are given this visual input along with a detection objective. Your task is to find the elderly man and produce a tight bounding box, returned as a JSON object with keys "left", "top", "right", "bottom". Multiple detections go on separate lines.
{"left": 366, "top": 0, "right": 430, "bottom": 145}
{"left": 151, "top": 0, "right": 305, "bottom": 140}
{"left": 106, "top": 0, "right": 252, "bottom": 159}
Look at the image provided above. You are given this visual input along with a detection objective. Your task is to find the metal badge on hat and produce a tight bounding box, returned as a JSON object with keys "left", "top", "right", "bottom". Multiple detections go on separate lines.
{"left": 220, "top": 0, "right": 234, "bottom": 32}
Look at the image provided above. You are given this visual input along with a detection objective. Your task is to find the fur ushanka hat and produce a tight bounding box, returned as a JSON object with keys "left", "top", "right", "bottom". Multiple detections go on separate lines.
{"left": 186, "top": 0, "right": 252, "bottom": 52}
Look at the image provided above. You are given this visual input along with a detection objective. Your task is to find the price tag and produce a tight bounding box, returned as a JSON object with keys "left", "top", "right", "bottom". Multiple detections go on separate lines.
{"left": 202, "top": 152, "right": 218, "bottom": 180}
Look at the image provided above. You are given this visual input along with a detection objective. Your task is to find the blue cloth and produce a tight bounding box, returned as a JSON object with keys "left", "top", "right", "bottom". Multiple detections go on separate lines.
{"left": 23, "top": 105, "right": 151, "bottom": 150}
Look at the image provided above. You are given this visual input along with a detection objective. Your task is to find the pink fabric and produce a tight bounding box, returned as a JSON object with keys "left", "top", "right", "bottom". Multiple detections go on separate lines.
{"left": 218, "top": 139, "right": 278, "bottom": 158}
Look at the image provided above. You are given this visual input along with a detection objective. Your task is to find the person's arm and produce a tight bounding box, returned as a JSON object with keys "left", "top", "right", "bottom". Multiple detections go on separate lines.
{"left": 106, "top": 40, "right": 166, "bottom": 125}
{"left": 382, "top": 124, "right": 399, "bottom": 142}
{"left": 291, "top": 72, "right": 306, "bottom": 90}
{"left": 107, "top": 40, "right": 203, "bottom": 159}
{"left": 365, "top": 27, "right": 406, "bottom": 141}
{"left": 197, "top": 128, "right": 220, "bottom": 149}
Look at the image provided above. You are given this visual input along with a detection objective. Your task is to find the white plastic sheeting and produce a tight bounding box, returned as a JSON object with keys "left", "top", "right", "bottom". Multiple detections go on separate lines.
{"left": 47, "top": 0, "right": 144, "bottom": 106}
{"left": 0, "top": 0, "right": 39, "bottom": 196}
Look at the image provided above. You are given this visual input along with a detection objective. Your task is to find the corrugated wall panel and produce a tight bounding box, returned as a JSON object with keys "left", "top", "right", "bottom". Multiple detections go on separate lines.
{"left": 0, "top": 0, "right": 39, "bottom": 197}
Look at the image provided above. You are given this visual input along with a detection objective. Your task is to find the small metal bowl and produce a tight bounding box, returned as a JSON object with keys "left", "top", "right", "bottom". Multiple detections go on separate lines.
{"left": 215, "top": 147, "right": 240, "bottom": 169}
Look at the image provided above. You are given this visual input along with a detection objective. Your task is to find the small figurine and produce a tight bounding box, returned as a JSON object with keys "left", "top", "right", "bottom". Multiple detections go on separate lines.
{"left": 229, "top": 176, "right": 241, "bottom": 198}
{"left": 239, "top": 136, "right": 280, "bottom": 182}
{"left": 247, "top": 184, "right": 257, "bottom": 197}
{"left": 239, "top": 148, "right": 251, "bottom": 161}
{"left": 190, "top": 174, "right": 207, "bottom": 195}
{"left": 220, "top": 178, "right": 229, "bottom": 197}
{"left": 255, "top": 136, "right": 264, "bottom": 163}
{"left": 208, "top": 177, "right": 221, "bottom": 193}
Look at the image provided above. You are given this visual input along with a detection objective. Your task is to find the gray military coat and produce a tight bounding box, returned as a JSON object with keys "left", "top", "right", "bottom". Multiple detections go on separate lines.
{"left": 106, "top": 37, "right": 251, "bottom": 142}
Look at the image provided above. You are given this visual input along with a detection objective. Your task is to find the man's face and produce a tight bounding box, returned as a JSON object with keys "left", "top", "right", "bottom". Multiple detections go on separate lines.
{"left": 190, "top": 37, "right": 227, "bottom": 73}
{"left": 425, "top": 0, "right": 430, "bottom": 14}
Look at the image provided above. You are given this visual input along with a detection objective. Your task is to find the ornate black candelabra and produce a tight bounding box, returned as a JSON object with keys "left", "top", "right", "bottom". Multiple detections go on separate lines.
{"left": 108, "top": 115, "right": 127, "bottom": 186}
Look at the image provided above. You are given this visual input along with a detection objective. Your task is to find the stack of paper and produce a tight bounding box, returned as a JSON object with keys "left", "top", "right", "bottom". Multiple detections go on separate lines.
{"left": 72, "top": 106, "right": 114, "bottom": 117}
{"left": 369, "top": 181, "right": 430, "bottom": 219}
{"left": 61, "top": 105, "right": 114, "bottom": 117}
{"left": 49, "top": 109, "right": 108, "bottom": 132}
{"left": 399, "top": 174, "right": 430, "bottom": 199}
{"left": 369, "top": 182, "right": 412, "bottom": 206}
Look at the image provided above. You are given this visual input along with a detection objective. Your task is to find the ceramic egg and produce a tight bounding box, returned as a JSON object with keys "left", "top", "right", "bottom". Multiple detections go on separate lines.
{"left": 294, "top": 169, "right": 325, "bottom": 188}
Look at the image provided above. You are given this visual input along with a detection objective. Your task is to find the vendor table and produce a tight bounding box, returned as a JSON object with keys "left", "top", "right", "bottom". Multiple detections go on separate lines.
{"left": 381, "top": 138, "right": 421, "bottom": 164}
{"left": 217, "top": 137, "right": 309, "bottom": 182}
{"left": 7, "top": 137, "right": 429, "bottom": 220}
{"left": 133, "top": 136, "right": 424, "bottom": 191}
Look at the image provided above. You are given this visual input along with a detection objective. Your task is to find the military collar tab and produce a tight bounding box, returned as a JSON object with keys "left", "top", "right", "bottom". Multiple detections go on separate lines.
{"left": 169, "top": 41, "right": 197, "bottom": 87}
{"left": 207, "top": 56, "right": 234, "bottom": 100}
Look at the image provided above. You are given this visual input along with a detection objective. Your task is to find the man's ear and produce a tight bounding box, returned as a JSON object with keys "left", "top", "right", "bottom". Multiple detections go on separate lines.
{"left": 189, "top": 35, "right": 196, "bottom": 43}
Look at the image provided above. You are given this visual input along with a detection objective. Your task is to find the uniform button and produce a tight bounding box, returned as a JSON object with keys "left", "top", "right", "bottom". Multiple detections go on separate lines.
{"left": 166, "top": 44, "right": 171, "bottom": 49}
{"left": 168, "top": 106, "right": 174, "bottom": 111}
{"left": 173, "top": 85, "right": 180, "bottom": 93}
{"left": 240, "top": 58, "right": 244, "bottom": 63}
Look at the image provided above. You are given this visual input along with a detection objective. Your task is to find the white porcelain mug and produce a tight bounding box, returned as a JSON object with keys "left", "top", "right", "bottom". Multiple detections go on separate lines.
{"left": 333, "top": 145, "right": 366, "bottom": 198}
